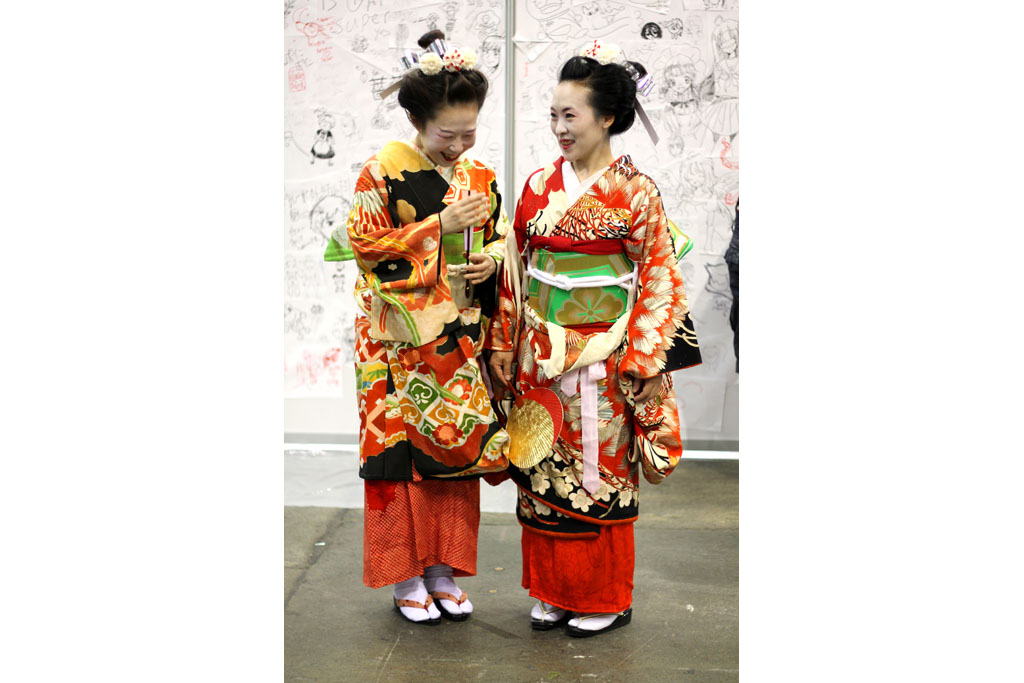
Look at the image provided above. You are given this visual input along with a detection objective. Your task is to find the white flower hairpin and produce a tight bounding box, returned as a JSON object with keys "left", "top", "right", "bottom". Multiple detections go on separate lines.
{"left": 418, "top": 52, "right": 443, "bottom": 75}
{"left": 579, "top": 40, "right": 623, "bottom": 66}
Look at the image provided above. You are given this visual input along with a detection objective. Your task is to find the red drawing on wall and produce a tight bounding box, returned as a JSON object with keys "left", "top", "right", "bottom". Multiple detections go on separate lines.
{"left": 294, "top": 7, "right": 338, "bottom": 63}
{"left": 288, "top": 347, "right": 345, "bottom": 391}
{"left": 719, "top": 138, "right": 739, "bottom": 171}
{"left": 288, "top": 65, "right": 307, "bottom": 92}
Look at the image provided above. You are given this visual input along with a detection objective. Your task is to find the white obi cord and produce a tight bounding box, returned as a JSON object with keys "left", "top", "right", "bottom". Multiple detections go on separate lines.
{"left": 525, "top": 263, "right": 637, "bottom": 292}
{"left": 560, "top": 361, "right": 606, "bottom": 494}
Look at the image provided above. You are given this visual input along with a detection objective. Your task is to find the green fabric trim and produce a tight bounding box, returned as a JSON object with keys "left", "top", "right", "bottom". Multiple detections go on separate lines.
{"left": 667, "top": 219, "right": 693, "bottom": 261}
{"left": 323, "top": 235, "right": 355, "bottom": 262}
{"left": 441, "top": 229, "right": 484, "bottom": 266}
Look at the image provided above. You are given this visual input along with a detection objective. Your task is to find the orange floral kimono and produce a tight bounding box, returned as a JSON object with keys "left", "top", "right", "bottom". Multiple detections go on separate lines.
{"left": 326, "top": 140, "right": 510, "bottom": 481}
{"left": 325, "top": 140, "right": 511, "bottom": 587}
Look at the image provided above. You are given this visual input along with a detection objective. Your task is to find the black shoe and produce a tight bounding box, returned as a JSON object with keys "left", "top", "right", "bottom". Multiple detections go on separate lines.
{"left": 565, "top": 608, "right": 632, "bottom": 638}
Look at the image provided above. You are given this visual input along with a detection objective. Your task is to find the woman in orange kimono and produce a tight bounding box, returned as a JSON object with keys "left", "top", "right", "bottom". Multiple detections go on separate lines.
{"left": 324, "top": 30, "right": 509, "bottom": 625}
{"left": 487, "top": 43, "right": 702, "bottom": 637}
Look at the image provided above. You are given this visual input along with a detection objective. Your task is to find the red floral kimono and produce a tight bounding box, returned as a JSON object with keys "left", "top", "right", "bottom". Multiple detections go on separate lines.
{"left": 486, "top": 155, "right": 701, "bottom": 611}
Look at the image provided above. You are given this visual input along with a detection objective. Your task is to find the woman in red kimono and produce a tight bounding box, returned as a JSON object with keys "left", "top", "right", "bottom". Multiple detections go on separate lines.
{"left": 324, "top": 30, "right": 509, "bottom": 626}
{"left": 487, "top": 44, "right": 702, "bottom": 637}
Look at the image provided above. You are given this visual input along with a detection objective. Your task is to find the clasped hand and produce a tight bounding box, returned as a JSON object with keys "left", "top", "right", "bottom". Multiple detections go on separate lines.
{"left": 440, "top": 193, "right": 490, "bottom": 235}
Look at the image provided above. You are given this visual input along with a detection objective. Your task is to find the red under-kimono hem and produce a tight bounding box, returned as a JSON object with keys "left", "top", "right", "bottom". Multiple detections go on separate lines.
{"left": 363, "top": 476, "right": 480, "bottom": 588}
{"left": 521, "top": 523, "right": 634, "bottom": 613}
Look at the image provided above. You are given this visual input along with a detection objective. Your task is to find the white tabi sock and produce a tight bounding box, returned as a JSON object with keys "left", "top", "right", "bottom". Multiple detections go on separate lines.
{"left": 531, "top": 600, "right": 566, "bottom": 623}
{"left": 568, "top": 612, "right": 621, "bottom": 631}
{"left": 392, "top": 576, "right": 441, "bottom": 622}
{"left": 423, "top": 564, "right": 473, "bottom": 615}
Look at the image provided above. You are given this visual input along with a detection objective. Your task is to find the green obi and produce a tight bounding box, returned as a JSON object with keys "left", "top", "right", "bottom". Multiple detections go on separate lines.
{"left": 441, "top": 227, "right": 484, "bottom": 266}
{"left": 527, "top": 249, "right": 634, "bottom": 326}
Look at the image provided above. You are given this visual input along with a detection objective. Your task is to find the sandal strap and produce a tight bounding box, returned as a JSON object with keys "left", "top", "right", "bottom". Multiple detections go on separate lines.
{"left": 395, "top": 594, "right": 435, "bottom": 611}
{"left": 539, "top": 601, "right": 564, "bottom": 617}
{"left": 430, "top": 590, "right": 467, "bottom": 605}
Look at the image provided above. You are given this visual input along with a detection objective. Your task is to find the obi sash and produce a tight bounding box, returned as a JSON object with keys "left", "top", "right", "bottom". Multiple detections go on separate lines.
{"left": 525, "top": 247, "right": 636, "bottom": 326}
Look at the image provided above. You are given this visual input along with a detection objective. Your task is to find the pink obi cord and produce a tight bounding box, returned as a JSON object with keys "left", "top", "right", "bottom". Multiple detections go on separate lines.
{"left": 560, "top": 361, "right": 606, "bottom": 494}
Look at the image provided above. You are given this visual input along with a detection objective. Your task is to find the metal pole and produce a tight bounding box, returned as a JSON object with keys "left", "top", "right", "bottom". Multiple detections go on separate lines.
{"left": 504, "top": 0, "right": 515, "bottom": 209}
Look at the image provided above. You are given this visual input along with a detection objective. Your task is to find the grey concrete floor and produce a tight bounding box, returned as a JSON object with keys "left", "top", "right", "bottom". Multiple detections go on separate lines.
{"left": 285, "top": 459, "right": 738, "bottom": 682}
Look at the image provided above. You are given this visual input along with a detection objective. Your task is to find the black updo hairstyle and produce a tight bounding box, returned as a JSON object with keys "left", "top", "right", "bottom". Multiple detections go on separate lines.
{"left": 557, "top": 56, "right": 648, "bottom": 136}
{"left": 397, "top": 30, "right": 489, "bottom": 128}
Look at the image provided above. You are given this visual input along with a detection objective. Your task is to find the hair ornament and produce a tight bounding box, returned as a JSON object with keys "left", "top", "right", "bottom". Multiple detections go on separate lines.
{"left": 398, "top": 50, "right": 420, "bottom": 71}
{"left": 419, "top": 52, "right": 443, "bottom": 75}
{"left": 576, "top": 40, "right": 660, "bottom": 146}
{"left": 379, "top": 39, "right": 480, "bottom": 99}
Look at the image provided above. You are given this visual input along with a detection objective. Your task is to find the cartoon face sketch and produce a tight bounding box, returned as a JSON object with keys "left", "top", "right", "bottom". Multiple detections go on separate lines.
{"left": 574, "top": 2, "right": 628, "bottom": 33}
{"left": 526, "top": 0, "right": 572, "bottom": 21}
{"left": 335, "top": 112, "right": 357, "bottom": 139}
{"left": 310, "top": 194, "right": 351, "bottom": 246}
{"left": 351, "top": 35, "right": 368, "bottom": 53}
{"left": 641, "top": 22, "right": 663, "bottom": 39}
{"left": 668, "top": 136, "right": 685, "bottom": 158}
{"left": 714, "top": 20, "right": 739, "bottom": 59}
{"left": 472, "top": 10, "right": 500, "bottom": 41}
{"left": 663, "top": 58, "right": 701, "bottom": 114}
{"left": 480, "top": 35, "right": 502, "bottom": 74}
{"left": 665, "top": 17, "right": 685, "bottom": 38}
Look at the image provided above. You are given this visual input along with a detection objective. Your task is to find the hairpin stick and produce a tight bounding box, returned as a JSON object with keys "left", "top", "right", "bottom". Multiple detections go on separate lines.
{"left": 398, "top": 50, "right": 420, "bottom": 70}
{"left": 427, "top": 39, "right": 448, "bottom": 57}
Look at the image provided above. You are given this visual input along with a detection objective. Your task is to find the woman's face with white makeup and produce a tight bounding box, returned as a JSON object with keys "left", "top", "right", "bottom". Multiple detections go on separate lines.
{"left": 415, "top": 102, "right": 479, "bottom": 167}
{"left": 549, "top": 80, "right": 612, "bottom": 164}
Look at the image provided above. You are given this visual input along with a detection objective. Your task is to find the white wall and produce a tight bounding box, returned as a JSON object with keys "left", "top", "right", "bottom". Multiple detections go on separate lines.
{"left": 283, "top": 0, "right": 739, "bottom": 448}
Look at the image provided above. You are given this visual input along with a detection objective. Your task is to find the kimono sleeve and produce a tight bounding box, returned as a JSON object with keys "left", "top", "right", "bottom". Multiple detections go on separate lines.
{"left": 484, "top": 189, "right": 528, "bottom": 353}
{"left": 345, "top": 157, "right": 444, "bottom": 292}
{"left": 619, "top": 179, "right": 702, "bottom": 379}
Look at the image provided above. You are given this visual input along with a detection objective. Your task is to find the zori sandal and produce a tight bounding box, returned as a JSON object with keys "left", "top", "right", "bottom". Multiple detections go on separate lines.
{"left": 429, "top": 590, "right": 471, "bottom": 622}
{"left": 393, "top": 595, "right": 441, "bottom": 625}
{"left": 566, "top": 608, "right": 632, "bottom": 638}
{"left": 530, "top": 601, "right": 571, "bottom": 631}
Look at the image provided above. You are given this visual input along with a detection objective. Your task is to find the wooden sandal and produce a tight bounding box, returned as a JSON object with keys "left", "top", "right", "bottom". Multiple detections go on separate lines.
{"left": 393, "top": 594, "right": 441, "bottom": 625}
{"left": 429, "top": 590, "right": 470, "bottom": 622}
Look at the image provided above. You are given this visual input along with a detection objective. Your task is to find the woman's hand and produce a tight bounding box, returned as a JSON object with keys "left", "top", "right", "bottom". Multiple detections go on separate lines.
{"left": 488, "top": 351, "right": 515, "bottom": 394}
{"left": 439, "top": 194, "right": 490, "bottom": 235}
{"left": 624, "top": 373, "right": 662, "bottom": 404}
{"left": 464, "top": 253, "right": 496, "bottom": 284}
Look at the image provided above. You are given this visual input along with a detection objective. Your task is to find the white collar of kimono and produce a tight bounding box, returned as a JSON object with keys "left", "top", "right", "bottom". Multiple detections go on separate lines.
{"left": 561, "top": 160, "right": 606, "bottom": 206}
